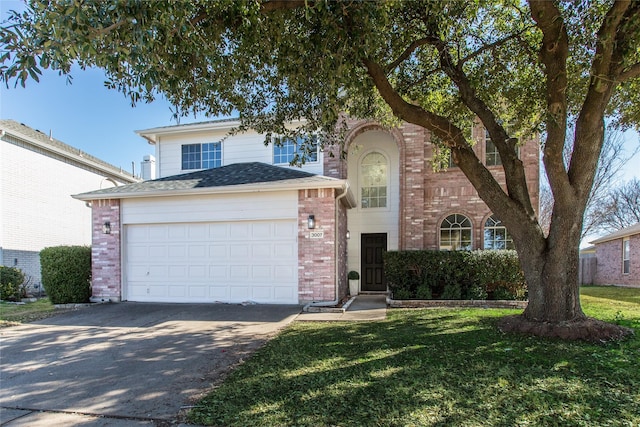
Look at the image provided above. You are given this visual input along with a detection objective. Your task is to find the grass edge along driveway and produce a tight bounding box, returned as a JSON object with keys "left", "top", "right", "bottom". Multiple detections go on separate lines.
{"left": 190, "top": 286, "right": 640, "bottom": 427}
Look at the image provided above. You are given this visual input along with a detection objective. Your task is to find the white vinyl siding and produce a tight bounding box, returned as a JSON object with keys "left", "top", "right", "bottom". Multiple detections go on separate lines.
{"left": 156, "top": 130, "right": 323, "bottom": 178}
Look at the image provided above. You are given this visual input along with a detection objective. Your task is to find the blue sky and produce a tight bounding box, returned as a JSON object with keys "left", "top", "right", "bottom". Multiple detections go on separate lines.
{"left": 1, "top": 1, "right": 639, "bottom": 181}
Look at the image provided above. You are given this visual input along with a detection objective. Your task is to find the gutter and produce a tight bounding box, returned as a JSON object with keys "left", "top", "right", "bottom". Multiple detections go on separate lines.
{"left": 303, "top": 182, "right": 350, "bottom": 311}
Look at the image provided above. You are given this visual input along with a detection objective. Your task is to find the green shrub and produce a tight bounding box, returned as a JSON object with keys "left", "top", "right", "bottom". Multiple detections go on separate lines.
{"left": 348, "top": 271, "right": 360, "bottom": 280}
{"left": 40, "top": 246, "right": 91, "bottom": 304}
{"left": 0, "top": 266, "right": 26, "bottom": 301}
{"left": 385, "top": 250, "right": 526, "bottom": 300}
{"left": 441, "top": 283, "right": 462, "bottom": 300}
{"left": 465, "top": 284, "right": 488, "bottom": 300}
{"left": 392, "top": 288, "right": 412, "bottom": 300}
{"left": 416, "top": 284, "right": 433, "bottom": 300}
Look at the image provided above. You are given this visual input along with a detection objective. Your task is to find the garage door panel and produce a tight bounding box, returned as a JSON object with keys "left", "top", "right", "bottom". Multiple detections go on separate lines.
{"left": 168, "top": 265, "right": 187, "bottom": 278}
{"left": 274, "top": 243, "right": 295, "bottom": 257}
{"left": 188, "top": 245, "right": 207, "bottom": 258}
{"left": 188, "top": 224, "right": 208, "bottom": 239}
{"left": 209, "top": 224, "right": 228, "bottom": 239}
{"left": 189, "top": 265, "right": 207, "bottom": 278}
{"left": 275, "top": 265, "right": 296, "bottom": 279}
{"left": 230, "top": 223, "right": 250, "bottom": 238}
{"left": 229, "top": 244, "right": 249, "bottom": 258}
{"left": 210, "top": 266, "right": 228, "bottom": 279}
{"left": 209, "top": 286, "right": 228, "bottom": 299}
{"left": 125, "top": 220, "right": 298, "bottom": 303}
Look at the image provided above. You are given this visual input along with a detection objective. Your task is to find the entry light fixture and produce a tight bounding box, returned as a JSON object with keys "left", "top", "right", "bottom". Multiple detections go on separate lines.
{"left": 346, "top": 230, "right": 351, "bottom": 239}
{"left": 307, "top": 214, "right": 316, "bottom": 229}
{"left": 103, "top": 221, "right": 111, "bottom": 235}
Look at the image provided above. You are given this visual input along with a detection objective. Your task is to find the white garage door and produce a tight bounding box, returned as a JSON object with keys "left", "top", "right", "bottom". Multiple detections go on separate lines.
{"left": 124, "top": 220, "right": 298, "bottom": 304}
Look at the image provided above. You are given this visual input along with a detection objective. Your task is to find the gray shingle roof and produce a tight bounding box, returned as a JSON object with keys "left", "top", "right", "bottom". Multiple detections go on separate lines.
{"left": 590, "top": 222, "right": 640, "bottom": 244}
{"left": 0, "top": 119, "right": 138, "bottom": 182}
{"left": 74, "top": 162, "right": 343, "bottom": 199}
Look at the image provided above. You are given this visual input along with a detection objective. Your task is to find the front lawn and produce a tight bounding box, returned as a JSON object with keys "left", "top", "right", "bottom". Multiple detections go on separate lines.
{"left": 190, "top": 286, "right": 640, "bottom": 426}
{"left": 0, "top": 298, "right": 57, "bottom": 327}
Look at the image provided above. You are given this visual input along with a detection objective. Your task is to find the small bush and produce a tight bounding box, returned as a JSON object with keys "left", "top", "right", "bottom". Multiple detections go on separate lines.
{"left": 0, "top": 266, "right": 26, "bottom": 301}
{"left": 40, "top": 246, "right": 91, "bottom": 304}
{"left": 348, "top": 271, "right": 360, "bottom": 280}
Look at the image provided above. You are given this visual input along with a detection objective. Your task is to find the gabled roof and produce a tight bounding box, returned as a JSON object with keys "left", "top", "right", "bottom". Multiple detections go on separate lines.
{"left": 590, "top": 222, "right": 640, "bottom": 245}
{"left": 136, "top": 117, "right": 241, "bottom": 144}
{"left": 0, "top": 119, "right": 139, "bottom": 184}
{"left": 73, "top": 162, "right": 354, "bottom": 204}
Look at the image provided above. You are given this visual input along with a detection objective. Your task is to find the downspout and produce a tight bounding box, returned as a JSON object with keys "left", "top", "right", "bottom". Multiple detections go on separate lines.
{"left": 303, "top": 182, "right": 350, "bottom": 311}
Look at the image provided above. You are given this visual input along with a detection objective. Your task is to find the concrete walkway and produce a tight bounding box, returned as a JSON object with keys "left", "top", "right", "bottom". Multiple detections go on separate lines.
{"left": 296, "top": 294, "right": 387, "bottom": 321}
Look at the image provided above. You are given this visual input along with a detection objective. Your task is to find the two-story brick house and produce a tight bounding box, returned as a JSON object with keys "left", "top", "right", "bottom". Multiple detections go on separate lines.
{"left": 0, "top": 119, "right": 139, "bottom": 291}
{"left": 74, "top": 118, "right": 539, "bottom": 304}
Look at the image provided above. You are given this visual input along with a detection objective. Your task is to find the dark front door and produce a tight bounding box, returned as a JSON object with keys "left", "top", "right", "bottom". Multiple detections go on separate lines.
{"left": 361, "top": 233, "right": 387, "bottom": 291}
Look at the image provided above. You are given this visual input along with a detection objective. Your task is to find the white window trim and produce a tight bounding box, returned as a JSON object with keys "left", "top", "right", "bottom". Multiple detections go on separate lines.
{"left": 181, "top": 141, "right": 222, "bottom": 171}
{"left": 272, "top": 135, "right": 320, "bottom": 165}
{"left": 359, "top": 149, "right": 390, "bottom": 211}
{"left": 439, "top": 213, "right": 473, "bottom": 251}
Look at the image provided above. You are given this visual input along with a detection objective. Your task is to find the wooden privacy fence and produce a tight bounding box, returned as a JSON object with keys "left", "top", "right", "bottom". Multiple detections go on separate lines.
{"left": 579, "top": 257, "right": 597, "bottom": 285}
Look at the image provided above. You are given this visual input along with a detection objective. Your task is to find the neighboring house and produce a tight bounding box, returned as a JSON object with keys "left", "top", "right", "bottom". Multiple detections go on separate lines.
{"left": 0, "top": 119, "right": 140, "bottom": 292}
{"left": 74, "top": 118, "right": 539, "bottom": 304}
{"left": 591, "top": 223, "right": 640, "bottom": 288}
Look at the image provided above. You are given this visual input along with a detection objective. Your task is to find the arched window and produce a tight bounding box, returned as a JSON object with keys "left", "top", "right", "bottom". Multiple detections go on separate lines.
{"left": 440, "top": 214, "right": 472, "bottom": 250}
{"left": 361, "top": 152, "right": 387, "bottom": 208}
{"left": 484, "top": 214, "right": 514, "bottom": 249}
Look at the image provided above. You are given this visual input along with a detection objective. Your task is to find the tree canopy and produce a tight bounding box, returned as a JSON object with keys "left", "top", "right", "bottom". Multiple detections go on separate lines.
{"left": 3, "top": 0, "right": 639, "bottom": 340}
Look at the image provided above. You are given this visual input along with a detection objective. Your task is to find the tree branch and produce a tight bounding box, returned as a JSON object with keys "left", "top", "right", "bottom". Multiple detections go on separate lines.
{"left": 261, "top": 1, "right": 310, "bottom": 12}
{"left": 529, "top": 0, "right": 571, "bottom": 206}
{"left": 90, "top": 20, "right": 127, "bottom": 37}
{"left": 457, "top": 28, "right": 532, "bottom": 67}
{"left": 420, "top": 27, "right": 536, "bottom": 218}
{"left": 362, "top": 57, "right": 535, "bottom": 233}
{"left": 570, "top": 1, "right": 634, "bottom": 202}
{"left": 619, "top": 62, "right": 640, "bottom": 82}
{"left": 385, "top": 38, "right": 431, "bottom": 74}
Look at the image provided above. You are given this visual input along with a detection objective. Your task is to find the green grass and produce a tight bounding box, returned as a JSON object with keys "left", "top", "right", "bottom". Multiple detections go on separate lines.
{"left": 190, "top": 286, "right": 640, "bottom": 426}
{"left": 0, "top": 298, "right": 57, "bottom": 327}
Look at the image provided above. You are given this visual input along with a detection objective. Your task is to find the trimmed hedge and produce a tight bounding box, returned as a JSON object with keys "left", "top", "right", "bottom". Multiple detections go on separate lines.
{"left": 384, "top": 250, "right": 527, "bottom": 300}
{"left": 40, "top": 246, "right": 91, "bottom": 304}
{"left": 0, "top": 266, "right": 26, "bottom": 301}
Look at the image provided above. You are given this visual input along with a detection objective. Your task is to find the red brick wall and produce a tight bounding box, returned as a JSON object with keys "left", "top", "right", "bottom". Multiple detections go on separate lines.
{"left": 298, "top": 188, "right": 338, "bottom": 302}
{"left": 595, "top": 235, "right": 640, "bottom": 287}
{"left": 90, "top": 199, "right": 122, "bottom": 301}
{"left": 325, "top": 119, "right": 540, "bottom": 251}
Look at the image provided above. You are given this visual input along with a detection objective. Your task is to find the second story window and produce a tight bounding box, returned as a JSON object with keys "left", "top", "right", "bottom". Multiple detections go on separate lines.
{"left": 361, "top": 152, "right": 388, "bottom": 208}
{"left": 485, "top": 129, "right": 502, "bottom": 166}
{"left": 181, "top": 142, "right": 222, "bottom": 170}
{"left": 273, "top": 136, "right": 318, "bottom": 164}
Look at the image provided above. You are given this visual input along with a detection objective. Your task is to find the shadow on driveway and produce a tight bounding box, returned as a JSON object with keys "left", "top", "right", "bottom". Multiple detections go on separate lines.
{"left": 0, "top": 302, "right": 301, "bottom": 423}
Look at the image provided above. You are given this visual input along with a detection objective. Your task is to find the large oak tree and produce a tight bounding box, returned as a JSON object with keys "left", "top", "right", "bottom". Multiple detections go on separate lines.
{"left": 3, "top": 0, "right": 639, "bottom": 341}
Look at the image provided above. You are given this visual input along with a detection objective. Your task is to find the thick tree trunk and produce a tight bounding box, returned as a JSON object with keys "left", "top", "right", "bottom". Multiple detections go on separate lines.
{"left": 519, "top": 228, "right": 585, "bottom": 323}
{"left": 500, "top": 207, "right": 632, "bottom": 342}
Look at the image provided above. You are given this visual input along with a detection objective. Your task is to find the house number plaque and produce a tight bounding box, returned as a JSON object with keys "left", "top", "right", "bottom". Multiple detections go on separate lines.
{"left": 310, "top": 231, "right": 324, "bottom": 239}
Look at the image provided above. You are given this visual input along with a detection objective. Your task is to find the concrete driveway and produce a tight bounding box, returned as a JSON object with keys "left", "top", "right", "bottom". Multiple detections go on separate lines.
{"left": 0, "top": 302, "right": 301, "bottom": 426}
